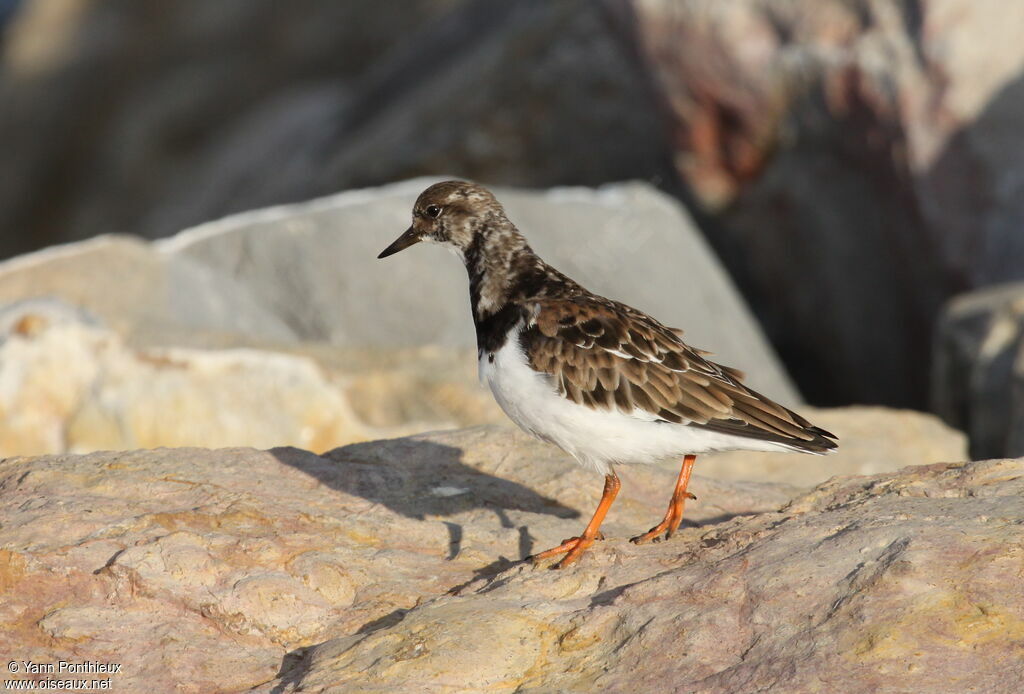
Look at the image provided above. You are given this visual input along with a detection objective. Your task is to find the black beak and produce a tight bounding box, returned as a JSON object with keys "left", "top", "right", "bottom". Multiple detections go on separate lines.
{"left": 378, "top": 227, "right": 421, "bottom": 259}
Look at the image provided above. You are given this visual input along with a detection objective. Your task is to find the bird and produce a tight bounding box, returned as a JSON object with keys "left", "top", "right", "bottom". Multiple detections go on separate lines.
{"left": 378, "top": 180, "right": 838, "bottom": 568}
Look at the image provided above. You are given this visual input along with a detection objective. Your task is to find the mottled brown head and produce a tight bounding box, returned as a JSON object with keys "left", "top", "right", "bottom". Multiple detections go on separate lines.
{"left": 377, "top": 180, "right": 504, "bottom": 261}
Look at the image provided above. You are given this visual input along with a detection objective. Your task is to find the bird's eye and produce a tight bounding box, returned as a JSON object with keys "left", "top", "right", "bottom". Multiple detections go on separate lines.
{"left": 425, "top": 204, "right": 442, "bottom": 218}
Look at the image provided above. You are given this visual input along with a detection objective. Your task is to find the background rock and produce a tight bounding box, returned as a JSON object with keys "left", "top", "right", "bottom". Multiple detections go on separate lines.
{"left": 703, "top": 406, "right": 966, "bottom": 487}
{"left": 0, "top": 317, "right": 368, "bottom": 457}
{"left": 614, "top": 0, "right": 1024, "bottom": 408}
{"left": 0, "top": 297, "right": 965, "bottom": 474}
{"left": 159, "top": 178, "right": 799, "bottom": 402}
{"left": 0, "top": 430, "right": 1009, "bottom": 692}
{"left": 932, "top": 282, "right": 1024, "bottom": 460}
{"left": 0, "top": 234, "right": 296, "bottom": 346}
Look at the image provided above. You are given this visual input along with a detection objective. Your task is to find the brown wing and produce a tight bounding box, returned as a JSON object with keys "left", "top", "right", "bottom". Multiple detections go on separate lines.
{"left": 519, "top": 296, "right": 837, "bottom": 452}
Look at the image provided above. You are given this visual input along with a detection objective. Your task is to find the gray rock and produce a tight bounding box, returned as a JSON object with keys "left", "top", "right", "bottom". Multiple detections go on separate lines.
{"left": 0, "top": 234, "right": 297, "bottom": 346}
{"left": 932, "top": 282, "right": 1024, "bottom": 459}
{"left": 161, "top": 178, "right": 801, "bottom": 403}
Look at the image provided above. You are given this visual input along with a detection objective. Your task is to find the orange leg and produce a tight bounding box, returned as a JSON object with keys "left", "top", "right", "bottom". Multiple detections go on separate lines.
{"left": 630, "top": 454, "right": 697, "bottom": 544}
{"left": 531, "top": 472, "right": 620, "bottom": 568}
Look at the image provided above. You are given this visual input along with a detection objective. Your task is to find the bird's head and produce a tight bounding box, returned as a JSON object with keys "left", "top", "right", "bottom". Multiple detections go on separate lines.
{"left": 377, "top": 180, "right": 502, "bottom": 262}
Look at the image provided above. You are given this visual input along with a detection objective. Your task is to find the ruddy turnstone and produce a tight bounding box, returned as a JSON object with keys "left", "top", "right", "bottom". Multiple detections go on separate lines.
{"left": 379, "top": 181, "right": 838, "bottom": 568}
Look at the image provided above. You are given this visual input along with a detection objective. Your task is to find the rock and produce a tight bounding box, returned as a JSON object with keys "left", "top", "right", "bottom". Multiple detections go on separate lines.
{"left": 0, "top": 0, "right": 463, "bottom": 258}
{"left": 0, "top": 317, "right": 367, "bottom": 457}
{"left": 931, "top": 282, "right": 1024, "bottom": 459}
{"left": 263, "top": 457, "right": 1024, "bottom": 693}
{"left": 0, "top": 302, "right": 965, "bottom": 473}
{"left": 1, "top": 429, "right": 1010, "bottom": 691}
{"left": 702, "top": 406, "right": 967, "bottom": 487}
{"left": 314, "top": 344, "right": 502, "bottom": 431}
{"left": 0, "top": 235, "right": 296, "bottom": 346}
{"left": 0, "top": 427, "right": 798, "bottom": 692}
{"left": 161, "top": 177, "right": 801, "bottom": 403}
{"left": 144, "top": 0, "right": 678, "bottom": 239}
{"left": 614, "top": 0, "right": 1024, "bottom": 408}
{"left": 0, "top": 0, "right": 672, "bottom": 257}
{"left": 0, "top": 177, "right": 799, "bottom": 404}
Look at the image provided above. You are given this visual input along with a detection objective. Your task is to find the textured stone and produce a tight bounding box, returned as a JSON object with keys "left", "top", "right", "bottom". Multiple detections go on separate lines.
{"left": 263, "top": 458, "right": 1024, "bottom": 694}
{"left": 0, "top": 177, "right": 799, "bottom": 404}
{"left": 0, "top": 423, "right": 1000, "bottom": 692}
{"left": 0, "top": 317, "right": 366, "bottom": 457}
{"left": 161, "top": 177, "right": 800, "bottom": 403}
{"left": 0, "top": 428, "right": 796, "bottom": 692}
{"left": 932, "top": 282, "right": 1024, "bottom": 459}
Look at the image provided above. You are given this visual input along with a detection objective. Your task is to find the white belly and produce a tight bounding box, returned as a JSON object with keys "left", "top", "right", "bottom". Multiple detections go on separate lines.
{"left": 479, "top": 327, "right": 794, "bottom": 474}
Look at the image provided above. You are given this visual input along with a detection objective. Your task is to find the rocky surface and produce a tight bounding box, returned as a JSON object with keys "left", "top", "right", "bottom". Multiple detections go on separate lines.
{"left": 932, "top": 282, "right": 1024, "bottom": 460}
{"left": 616, "top": 0, "right": 1024, "bottom": 407}
{"left": 268, "top": 457, "right": 1024, "bottom": 694}
{"left": 0, "top": 428, "right": 797, "bottom": 693}
{"left": 0, "top": 427, "right": 1008, "bottom": 693}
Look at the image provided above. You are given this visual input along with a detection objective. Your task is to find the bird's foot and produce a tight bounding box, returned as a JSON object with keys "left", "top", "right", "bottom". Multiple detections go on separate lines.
{"left": 530, "top": 532, "right": 604, "bottom": 568}
{"left": 629, "top": 520, "right": 675, "bottom": 545}
{"left": 629, "top": 493, "right": 694, "bottom": 545}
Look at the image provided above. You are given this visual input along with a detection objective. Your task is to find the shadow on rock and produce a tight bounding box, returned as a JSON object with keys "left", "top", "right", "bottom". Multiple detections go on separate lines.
{"left": 270, "top": 438, "right": 580, "bottom": 558}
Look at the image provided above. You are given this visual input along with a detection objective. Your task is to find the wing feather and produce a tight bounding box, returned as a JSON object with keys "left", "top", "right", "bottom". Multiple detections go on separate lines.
{"left": 519, "top": 296, "right": 837, "bottom": 453}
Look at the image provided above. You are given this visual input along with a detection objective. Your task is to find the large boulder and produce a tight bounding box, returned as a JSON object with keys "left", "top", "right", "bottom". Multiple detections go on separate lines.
{"left": 614, "top": 0, "right": 1024, "bottom": 407}
{"left": 0, "top": 178, "right": 802, "bottom": 403}
{"left": 0, "top": 428, "right": 1013, "bottom": 693}
{"left": 159, "top": 178, "right": 800, "bottom": 402}
{"left": 932, "top": 282, "right": 1024, "bottom": 459}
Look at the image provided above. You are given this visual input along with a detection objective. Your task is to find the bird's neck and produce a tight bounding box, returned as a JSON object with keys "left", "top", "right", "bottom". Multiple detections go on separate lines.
{"left": 465, "top": 220, "right": 538, "bottom": 323}
{"left": 465, "top": 220, "right": 582, "bottom": 355}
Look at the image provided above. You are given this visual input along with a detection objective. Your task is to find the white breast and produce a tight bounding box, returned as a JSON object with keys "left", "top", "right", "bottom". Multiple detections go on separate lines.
{"left": 478, "top": 323, "right": 795, "bottom": 474}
